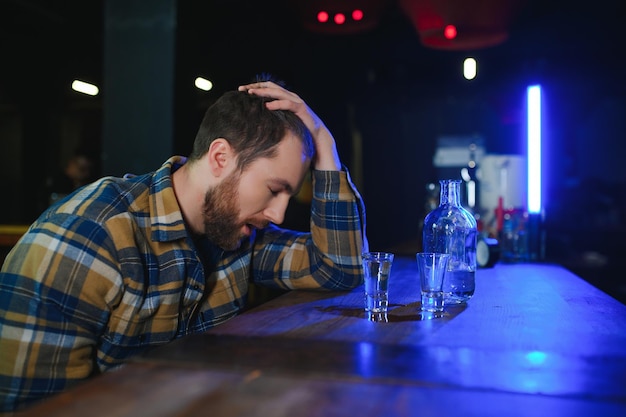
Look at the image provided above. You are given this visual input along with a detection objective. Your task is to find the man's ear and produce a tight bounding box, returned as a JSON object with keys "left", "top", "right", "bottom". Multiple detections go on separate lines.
{"left": 206, "top": 138, "right": 233, "bottom": 177}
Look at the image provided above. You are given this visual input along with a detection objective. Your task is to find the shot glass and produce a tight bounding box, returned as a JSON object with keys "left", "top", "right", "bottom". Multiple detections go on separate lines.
{"left": 362, "top": 252, "right": 394, "bottom": 322}
{"left": 416, "top": 252, "right": 450, "bottom": 315}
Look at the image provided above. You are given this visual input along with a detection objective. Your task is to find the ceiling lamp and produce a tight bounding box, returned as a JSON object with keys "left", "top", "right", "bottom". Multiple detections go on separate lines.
{"left": 294, "top": 0, "right": 393, "bottom": 35}
{"left": 399, "top": 0, "right": 528, "bottom": 50}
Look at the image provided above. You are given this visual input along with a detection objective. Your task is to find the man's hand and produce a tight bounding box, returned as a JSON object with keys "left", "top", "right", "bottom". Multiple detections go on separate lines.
{"left": 238, "top": 81, "right": 342, "bottom": 171}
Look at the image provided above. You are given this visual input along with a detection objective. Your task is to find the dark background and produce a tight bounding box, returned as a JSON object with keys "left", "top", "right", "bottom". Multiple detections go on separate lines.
{"left": 1, "top": 0, "right": 625, "bottom": 302}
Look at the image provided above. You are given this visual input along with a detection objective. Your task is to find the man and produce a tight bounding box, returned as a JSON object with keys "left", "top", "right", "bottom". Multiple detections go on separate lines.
{"left": 0, "top": 80, "right": 368, "bottom": 412}
{"left": 43, "top": 148, "right": 97, "bottom": 207}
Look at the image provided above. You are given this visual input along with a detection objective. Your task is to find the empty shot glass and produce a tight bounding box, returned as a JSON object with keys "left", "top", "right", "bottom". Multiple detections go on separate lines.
{"left": 416, "top": 252, "right": 450, "bottom": 315}
{"left": 362, "top": 252, "right": 395, "bottom": 321}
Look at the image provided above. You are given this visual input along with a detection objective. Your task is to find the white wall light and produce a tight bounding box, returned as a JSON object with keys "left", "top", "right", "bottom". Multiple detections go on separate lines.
{"left": 463, "top": 57, "right": 477, "bottom": 80}
{"left": 194, "top": 77, "right": 213, "bottom": 91}
{"left": 71, "top": 80, "right": 99, "bottom": 96}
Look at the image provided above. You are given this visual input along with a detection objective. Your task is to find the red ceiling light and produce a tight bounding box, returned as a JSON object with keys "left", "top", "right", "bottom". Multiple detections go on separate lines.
{"left": 443, "top": 24, "right": 457, "bottom": 39}
{"left": 399, "top": 0, "right": 528, "bottom": 50}
{"left": 317, "top": 11, "right": 329, "bottom": 23}
{"left": 293, "top": 0, "right": 392, "bottom": 34}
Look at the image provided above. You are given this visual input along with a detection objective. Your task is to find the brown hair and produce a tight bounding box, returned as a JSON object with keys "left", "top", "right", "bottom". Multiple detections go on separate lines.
{"left": 188, "top": 85, "right": 315, "bottom": 172}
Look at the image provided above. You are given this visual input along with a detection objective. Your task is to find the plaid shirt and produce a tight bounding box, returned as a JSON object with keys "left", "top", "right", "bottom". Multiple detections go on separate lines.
{"left": 0, "top": 156, "right": 367, "bottom": 412}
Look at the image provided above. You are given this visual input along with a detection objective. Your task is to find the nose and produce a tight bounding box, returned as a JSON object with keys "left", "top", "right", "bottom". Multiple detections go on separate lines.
{"left": 263, "top": 195, "right": 290, "bottom": 225}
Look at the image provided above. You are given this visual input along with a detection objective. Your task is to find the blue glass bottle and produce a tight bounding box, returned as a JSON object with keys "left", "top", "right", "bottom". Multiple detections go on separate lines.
{"left": 422, "top": 179, "right": 477, "bottom": 304}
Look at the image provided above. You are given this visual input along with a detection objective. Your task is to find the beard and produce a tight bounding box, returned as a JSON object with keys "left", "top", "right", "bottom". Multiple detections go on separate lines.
{"left": 201, "top": 172, "right": 246, "bottom": 251}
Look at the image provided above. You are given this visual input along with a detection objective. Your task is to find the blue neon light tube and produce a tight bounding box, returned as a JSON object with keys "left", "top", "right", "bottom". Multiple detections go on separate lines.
{"left": 527, "top": 85, "right": 542, "bottom": 214}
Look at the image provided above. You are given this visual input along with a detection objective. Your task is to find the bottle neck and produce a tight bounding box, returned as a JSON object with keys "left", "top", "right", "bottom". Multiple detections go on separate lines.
{"left": 439, "top": 180, "right": 462, "bottom": 207}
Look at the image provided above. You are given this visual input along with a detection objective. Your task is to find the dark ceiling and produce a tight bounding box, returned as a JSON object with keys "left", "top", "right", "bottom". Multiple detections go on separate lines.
{"left": 1, "top": 0, "right": 624, "bottom": 107}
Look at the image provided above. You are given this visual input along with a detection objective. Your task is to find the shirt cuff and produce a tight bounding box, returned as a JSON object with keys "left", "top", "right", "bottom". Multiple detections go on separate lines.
{"left": 312, "top": 168, "right": 354, "bottom": 201}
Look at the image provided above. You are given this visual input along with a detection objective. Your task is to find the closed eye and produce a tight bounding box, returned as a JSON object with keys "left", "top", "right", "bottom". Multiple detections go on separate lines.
{"left": 268, "top": 178, "right": 294, "bottom": 196}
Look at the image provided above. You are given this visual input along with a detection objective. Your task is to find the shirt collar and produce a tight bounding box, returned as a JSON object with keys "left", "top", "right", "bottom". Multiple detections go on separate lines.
{"left": 149, "top": 156, "right": 189, "bottom": 242}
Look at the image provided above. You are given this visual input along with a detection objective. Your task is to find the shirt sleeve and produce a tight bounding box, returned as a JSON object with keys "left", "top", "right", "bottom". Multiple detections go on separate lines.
{"left": 250, "top": 168, "right": 367, "bottom": 291}
{"left": 0, "top": 214, "right": 119, "bottom": 412}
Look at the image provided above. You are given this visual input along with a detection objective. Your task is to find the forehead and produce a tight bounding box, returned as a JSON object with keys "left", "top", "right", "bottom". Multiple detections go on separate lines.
{"left": 242, "top": 133, "right": 311, "bottom": 191}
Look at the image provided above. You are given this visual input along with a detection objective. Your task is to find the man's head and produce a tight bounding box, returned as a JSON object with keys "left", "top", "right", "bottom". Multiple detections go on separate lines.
{"left": 181, "top": 86, "right": 315, "bottom": 250}
{"left": 188, "top": 90, "right": 315, "bottom": 171}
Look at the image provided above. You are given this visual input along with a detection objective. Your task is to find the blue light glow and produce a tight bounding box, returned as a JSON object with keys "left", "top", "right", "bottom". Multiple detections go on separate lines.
{"left": 525, "top": 350, "right": 547, "bottom": 366}
{"left": 527, "top": 85, "right": 542, "bottom": 214}
{"left": 357, "top": 341, "right": 374, "bottom": 377}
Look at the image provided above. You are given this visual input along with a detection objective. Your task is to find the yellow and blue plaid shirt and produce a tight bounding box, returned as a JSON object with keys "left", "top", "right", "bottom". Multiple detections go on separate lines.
{"left": 0, "top": 156, "right": 367, "bottom": 412}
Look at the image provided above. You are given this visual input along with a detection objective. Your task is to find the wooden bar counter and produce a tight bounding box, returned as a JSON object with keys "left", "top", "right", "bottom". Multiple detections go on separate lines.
{"left": 16, "top": 257, "right": 626, "bottom": 416}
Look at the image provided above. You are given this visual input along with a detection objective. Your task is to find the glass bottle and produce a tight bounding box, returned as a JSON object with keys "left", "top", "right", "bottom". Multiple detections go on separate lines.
{"left": 422, "top": 179, "right": 477, "bottom": 304}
